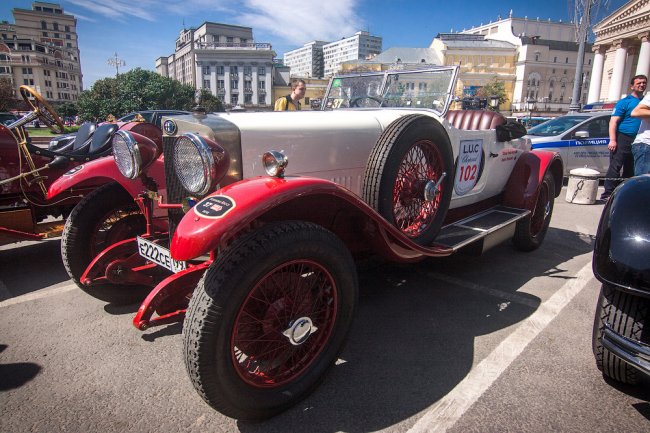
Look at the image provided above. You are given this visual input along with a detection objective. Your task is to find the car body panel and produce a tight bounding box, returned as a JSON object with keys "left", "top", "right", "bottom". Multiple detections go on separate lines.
{"left": 526, "top": 112, "right": 611, "bottom": 175}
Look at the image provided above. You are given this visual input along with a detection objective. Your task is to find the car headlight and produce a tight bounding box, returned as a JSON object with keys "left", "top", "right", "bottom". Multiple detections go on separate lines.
{"left": 112, "top": 130, "right": 160, "bottom": 180}
{"left": 173, "top": 133, "right": 229, "bottom": 196}
{"left": 262, "top": 151, "right": 288, "bottom": 177}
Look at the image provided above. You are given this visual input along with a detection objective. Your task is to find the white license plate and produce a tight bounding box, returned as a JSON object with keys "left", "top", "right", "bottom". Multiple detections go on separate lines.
{"left": 137, "top": 236, "right": 187, "bottom": 273}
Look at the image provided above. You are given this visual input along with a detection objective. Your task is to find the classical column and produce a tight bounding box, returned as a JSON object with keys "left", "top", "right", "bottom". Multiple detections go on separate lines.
{"left": 587, "top": 45, "right": 606, "bottom": 103}
{"left": 636, "top": 32, "right": 650, "bottom": 77}
{"left": 607, "top": 39, "right": 628, "bottom": 101}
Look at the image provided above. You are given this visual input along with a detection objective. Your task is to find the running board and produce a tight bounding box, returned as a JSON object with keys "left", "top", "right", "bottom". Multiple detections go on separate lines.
{"left": 434, "top": 206, "right": 530, "bottom": 253}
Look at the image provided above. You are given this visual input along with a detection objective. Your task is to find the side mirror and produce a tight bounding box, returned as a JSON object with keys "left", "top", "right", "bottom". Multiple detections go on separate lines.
{"left": 574, "top": 130, "right": 589, "bottom": 139}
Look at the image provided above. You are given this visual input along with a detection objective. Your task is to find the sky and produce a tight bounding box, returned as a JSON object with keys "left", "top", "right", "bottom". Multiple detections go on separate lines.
{"left": 1, "top": 0, "right": 631, "bottom": 88}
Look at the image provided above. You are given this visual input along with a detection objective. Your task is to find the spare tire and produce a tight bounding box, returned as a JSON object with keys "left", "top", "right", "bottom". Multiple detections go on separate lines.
{"left": 363, "top": 114, "right": 454, "bottom": 245}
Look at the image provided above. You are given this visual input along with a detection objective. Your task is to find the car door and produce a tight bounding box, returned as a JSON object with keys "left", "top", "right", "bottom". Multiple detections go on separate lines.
{"left": 566, "top": 115, "right": 610, "bottom": 174}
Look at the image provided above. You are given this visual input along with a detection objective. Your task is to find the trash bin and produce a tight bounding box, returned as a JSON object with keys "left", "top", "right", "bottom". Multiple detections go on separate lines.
{"left": 565, "top": 167, "right": 600, "bottom": 204}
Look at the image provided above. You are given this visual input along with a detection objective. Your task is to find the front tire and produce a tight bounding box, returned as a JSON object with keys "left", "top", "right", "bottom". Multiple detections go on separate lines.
{"left": 183, "top": 221, "right": 358, "bottom": 420}
{"left": 592, "top": 284, "right": 648, "bottom": 385}
{"left": 61, "top": 182, "right": 148, "bottom": 304}
{"left": 513, "top": 170, "right": 555, "bottom": 251}
{"left": 363, "top": 115, "right": 454, "bottom": 245}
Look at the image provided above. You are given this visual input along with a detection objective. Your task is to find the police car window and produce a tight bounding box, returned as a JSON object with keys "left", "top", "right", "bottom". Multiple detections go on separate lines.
{"left": 576, "top": 117, "right": 609, "bottom": 138}
{"left": 527, "top": 116, "right": 586, "bottom": 136}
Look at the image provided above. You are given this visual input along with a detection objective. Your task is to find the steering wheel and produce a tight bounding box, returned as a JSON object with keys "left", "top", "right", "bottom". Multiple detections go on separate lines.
{"left": 349, "top": 96, "right": 383, "bottom": 108}
{"left": 19, "top": 85, "right": 65, "bottom": 134}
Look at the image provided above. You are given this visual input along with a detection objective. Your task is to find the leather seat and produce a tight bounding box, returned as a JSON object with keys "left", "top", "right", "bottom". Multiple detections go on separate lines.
{"left": 445, "top": 110, "right": 507, "bottom": 130}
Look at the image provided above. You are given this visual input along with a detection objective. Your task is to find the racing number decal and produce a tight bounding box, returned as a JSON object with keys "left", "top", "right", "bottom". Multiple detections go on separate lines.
{"left": 193, "top": 195, "right": 236, "bottom": 219}
{"left": 454, "top": 139, "right": 483, "bottom": 196}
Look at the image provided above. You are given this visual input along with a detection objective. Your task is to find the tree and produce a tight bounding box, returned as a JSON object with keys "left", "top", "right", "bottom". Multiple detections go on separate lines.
{"left": 76, "top": 68, "right": 197, "bottom": 121}
{"left": 476, "top": 79, "right": 509, "bottom": 111}
{"left": 55, "top": 102, "right": 78, "bottom": 119}
{"left": 0, "top": 77, "right": 18, "bottom": 112}
{"left": 197, "top": 88, "right": 225, "bottom": 113}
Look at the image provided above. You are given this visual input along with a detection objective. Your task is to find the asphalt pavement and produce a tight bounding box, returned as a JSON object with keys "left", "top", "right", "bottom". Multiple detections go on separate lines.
{"left": 1, "top": 185, "right": 648, "bottom": 433}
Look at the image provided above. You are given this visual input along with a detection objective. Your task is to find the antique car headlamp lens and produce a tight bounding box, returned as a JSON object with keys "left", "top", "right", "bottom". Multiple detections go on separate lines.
{"left": 263, "top": 151, "right": 288, "bottom": 177}
{"left": 112, "top": 130, "right": 141, "bottom": 179}
{"left": 173, "top": 133, "right": 228, "bottom": 196}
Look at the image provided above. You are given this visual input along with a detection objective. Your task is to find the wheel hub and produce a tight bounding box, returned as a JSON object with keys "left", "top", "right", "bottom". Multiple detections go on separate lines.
{"left": 282, "top": 317, "right": 318, "bottom": 346}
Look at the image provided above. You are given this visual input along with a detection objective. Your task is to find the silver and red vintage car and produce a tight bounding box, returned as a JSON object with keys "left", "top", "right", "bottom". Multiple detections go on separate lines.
{"left": 54, "top": 67, "right": 563, "bottom": 419}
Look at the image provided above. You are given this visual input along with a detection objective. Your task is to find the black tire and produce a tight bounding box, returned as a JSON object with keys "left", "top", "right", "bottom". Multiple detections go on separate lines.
{"left": 513, "top": 170, "right": 555, "bottom": 251}
{"left": 183, "top": 221, "right": 358, "bottom": 420}
{"left": 363, "top": 114, "right": 454, "bottom": 245}
{"left": 593, "top": 284, "right": 648, "bottom": 385}
{"left": 61, "top": 182, "right": 148, "bottom": 304}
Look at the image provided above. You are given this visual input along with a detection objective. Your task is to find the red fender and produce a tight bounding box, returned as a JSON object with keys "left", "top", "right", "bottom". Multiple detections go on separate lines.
{"left": 171, "top": 176, "right": 454, "bottom": 263}
{"left": 503, "top": 149, "right": 563, "bottom": 211}
{"left": 48, "top": 156, "right": 166, "bottom": 199}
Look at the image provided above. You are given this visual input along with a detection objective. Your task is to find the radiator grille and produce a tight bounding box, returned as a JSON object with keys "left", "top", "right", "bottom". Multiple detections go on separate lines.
{"left": 163, "top": 136, "right": 191, "bottom": 238}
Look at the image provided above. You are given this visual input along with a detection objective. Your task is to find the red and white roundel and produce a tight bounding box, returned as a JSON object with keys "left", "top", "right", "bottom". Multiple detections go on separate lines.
{"left": 454, "top": 139, "right": 483, "bottom": 196}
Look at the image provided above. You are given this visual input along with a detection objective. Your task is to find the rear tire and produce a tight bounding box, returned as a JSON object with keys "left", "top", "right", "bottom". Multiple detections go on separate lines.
{"left": 61, "top": 182, "right": 148, "bottom": 304}
{"left": 363, "top": 115, "right": 453, "bottom": 245}
{"left": 513, "top": 170, "right": 554, "bottom": 251}
{"left": 183, "top": 221, "right": 358, "bottom": 420}
{"left": 592, "top": 284, "right": 648, "bottom": 385}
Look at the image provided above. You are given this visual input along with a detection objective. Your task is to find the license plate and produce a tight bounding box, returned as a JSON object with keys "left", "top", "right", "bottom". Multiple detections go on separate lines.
{"left": 137, "top": 236, "right": 187, "bottom": 273}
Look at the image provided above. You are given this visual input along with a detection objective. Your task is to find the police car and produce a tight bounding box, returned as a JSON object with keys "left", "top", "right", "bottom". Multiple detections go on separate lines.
{"left": 525, "top": 112, "right": 611, "bottom": 176}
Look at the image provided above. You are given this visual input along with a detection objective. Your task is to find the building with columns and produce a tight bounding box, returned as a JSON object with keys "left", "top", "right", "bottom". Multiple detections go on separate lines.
{"left": 156, "top": 22, "right": 275, "bottom": 109}
{"left": 587, "top": 0, "right": 650, "bottom": 103}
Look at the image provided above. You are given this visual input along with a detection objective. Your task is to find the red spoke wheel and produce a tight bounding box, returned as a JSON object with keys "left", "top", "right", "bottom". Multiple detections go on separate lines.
{"left": 513, "top": 170, "right": 555, "bottom": 251}
{"left": 363, "top": 114, "right": 454, "bottom": 245}
{"left": 183, "top": 221, "right": 357, "bottom": 420}
{"left": 19, "top": 85, "right": 65, "bottom": 134}
{"left": 62, "top": 182, "right": 148, "bottom": 304}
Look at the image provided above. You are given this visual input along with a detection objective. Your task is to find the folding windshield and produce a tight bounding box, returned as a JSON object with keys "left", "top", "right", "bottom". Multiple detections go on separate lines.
{"left": 526, "top": 116, "right": 588, "bottom": 137}
{"left": 322, "top": 67, "right": 458, "bottom": 117}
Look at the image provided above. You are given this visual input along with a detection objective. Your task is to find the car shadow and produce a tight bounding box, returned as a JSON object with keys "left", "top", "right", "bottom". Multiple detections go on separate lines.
{"left": 0, "top": 344, "right": 41, "bottom": 391}
{"left": 235, "top": 226, "right": 595, "bottom": 432}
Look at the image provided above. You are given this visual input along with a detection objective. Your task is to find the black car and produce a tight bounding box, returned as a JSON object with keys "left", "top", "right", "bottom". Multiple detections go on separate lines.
{"left": 118, "top": 110, "right": 190, "bottom": 129}
{"left": 592, "top": 175, "right": 650, "bottom": 385}
{"left": 0, "top": 112, "right": 20, "bottom": 126}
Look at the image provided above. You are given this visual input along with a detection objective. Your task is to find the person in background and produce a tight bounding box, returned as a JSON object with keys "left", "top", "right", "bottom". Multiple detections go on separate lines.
{"left": 601, "top": 74, "right": 647, "bottom": 200}
{"left": 274, "top": 79, "right": 306, "bottom": 111}
{"left": 631, "top": 86, "right": 650, "bottom": 174}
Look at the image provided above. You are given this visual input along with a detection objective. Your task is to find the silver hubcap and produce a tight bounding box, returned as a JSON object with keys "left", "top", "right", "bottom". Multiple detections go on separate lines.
{"left": 282, "top": 317, "right": 318, "bottom": 346}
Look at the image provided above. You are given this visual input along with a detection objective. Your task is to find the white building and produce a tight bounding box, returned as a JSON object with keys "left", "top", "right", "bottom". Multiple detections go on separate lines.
{"left": 461, "top": 15, "right": 593, "bottom": 114}
{"left": 156, "top": 22, "right": 276, "bottom": 108}
{"left": 587, "top": 0, "right": 650, "bottom": 103}
{"left": 283, "top": 41, "right": 326, "bottom": 78}
{"left": 323, "top": 31, "right": 382, "bottom": 77}
{"left": 0, "top": 1, "right": 83, "bottom": 103}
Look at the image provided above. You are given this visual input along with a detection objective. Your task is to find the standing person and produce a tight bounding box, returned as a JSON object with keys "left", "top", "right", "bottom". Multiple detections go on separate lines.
{"left": 274, "top": 79, "right": 306, "bottom": 111}
{"left": 631, "top": 89, "right": 650, "bottom": 175}
{"left": 601, "top": 74, "right": 647, "bottom": 200}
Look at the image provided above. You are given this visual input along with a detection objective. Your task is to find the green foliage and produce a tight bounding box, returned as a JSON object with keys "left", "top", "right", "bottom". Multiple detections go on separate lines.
{"left": 476, "top": 79, "right": 509, "bottom": 111}
{"left": 55, "top": 102, "right": 78, "bottom": 118}
{"left": 198, "top": 89, "right": 225, "bottom": 113}
{"left": 76, "top": 68, "right": 197, "bottom": 121}
{"left": 0, "top": 77, "right": 18, "bottom": 112}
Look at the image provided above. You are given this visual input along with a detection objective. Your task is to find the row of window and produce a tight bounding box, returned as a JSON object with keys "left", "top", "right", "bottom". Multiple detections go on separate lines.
{"left": 203, "top": 78, "right": 267, "bottom": 91}
{"left": 40, "top": 21, "right": 72, "bottom": 33}
{"left": 201, "top": 65, "right": 267, "bottom": 76}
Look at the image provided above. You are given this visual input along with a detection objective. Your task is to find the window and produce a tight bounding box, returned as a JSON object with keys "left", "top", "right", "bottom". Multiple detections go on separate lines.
{"left": 258, "top": 80, "right": 265, "bottom": 89}
{"left": 565, "top": 57, "right": 569, "bottom": 63}
{"left": 65, "top": 25, "right": 70, "bottom": 32}
{"left": 535, "top": 53, "right": 540, "bottom": 61}
{"left": 203, "top": 79, "right": 210, "bottom": 89}
{"left": 230, "top": 79, "right": 238, "bottom": 89}
{"left": 23, "top": 78, "right": 34, "bottom": 85}
{"left": 53, "top": 23, "right": 59, "bottom": 31}
{"left": 230, "top": 66, "right": 238, "bottom": 75}
{"left": 41, "top": 21, "right": 47, "bottom": 30}
{"left": 22, "top": 67, "right": 33, "bottom": 74}
{"left": 231, "top": 95, "right": 238, "bottom": 105}
{"left": 244, "top": 66, "right": 251, "bottom": 75}
{"left": 217, "top": 66, "right": 224, "bottom": 74}
{"left": 553, "top": 57, "right": 557, "bottom": 63}
{"left": 202, "top": 65, "right": 210, "bottom": 75}
{"left": 258, "top": 66, "right": 266, "bottom": 75}
{"left": 66, "top": 34, "right": 71, "bottom": 40}
{"left": 258, "top": 95, "right": 266, "bottom": 105}
{"left": 43, "top": 32, "right": 48, "bottom": 37}
{"left": 217, "top": 80, "right": 225, "bottom": 89}
{"left": 244, "top": 94, "right": 252, "bottom": 104}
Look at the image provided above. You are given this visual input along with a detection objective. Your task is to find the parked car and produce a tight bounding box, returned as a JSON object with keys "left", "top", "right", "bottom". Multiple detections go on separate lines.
{"left": 54, "top": 67, "right": 563, "bottom": 420}
{"left": 525, "top": 111, "right": 611, "bottom": 176}
{"left": 118, "top": 110, "right": 191, "bottom": 129}
{"left": 519, "top": 116, "right": 552, "bottom": 129}
{"left": 0, "top": 112, "right": 21, "bottom": 126}
{"left": 0, "top": 85, "right": 162, "bottom": 247}
{"left": 592, "top": 175, "right": 650, "bottom": 385}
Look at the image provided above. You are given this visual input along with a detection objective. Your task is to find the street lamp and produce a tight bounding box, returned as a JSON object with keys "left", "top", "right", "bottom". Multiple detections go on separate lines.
{"left": 489, "top": 95, "right": 500, "bottom": 111}
{"left": 107, "top": 52, "right": 126, "bottom": 77}
{"left": 526, "top": 98, "right": 537, "bottom": 122}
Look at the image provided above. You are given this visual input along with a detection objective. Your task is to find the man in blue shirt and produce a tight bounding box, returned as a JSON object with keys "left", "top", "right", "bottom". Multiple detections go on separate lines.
{"left": 601, "top": 74, "right": 647, "bottom": 200}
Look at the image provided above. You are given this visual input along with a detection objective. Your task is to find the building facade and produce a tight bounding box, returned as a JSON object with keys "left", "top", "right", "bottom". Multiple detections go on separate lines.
{"left": 323, "top": 31, "right": 382, "bottom": 77}
{"left": 0, "top": 2, "right": 82, "bottom": 103}
{"left": 156, "top": 22, "right": 276, "bottom": 108}
{"left": 283, "top": 41, "right": 326, "bottom": 78}
{"left": 461, "top": 15, "right": 594, "bottom": 115}
{"left": 587, "top": 0, "right": 650, "bottom": 103}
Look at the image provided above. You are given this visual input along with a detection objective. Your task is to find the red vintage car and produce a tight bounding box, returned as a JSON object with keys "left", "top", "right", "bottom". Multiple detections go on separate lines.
{"left": 54, "top": 67, "right": 563, "bottom": 420}
{"left": 0, "top": 86, "right": 161, "bottom": 250}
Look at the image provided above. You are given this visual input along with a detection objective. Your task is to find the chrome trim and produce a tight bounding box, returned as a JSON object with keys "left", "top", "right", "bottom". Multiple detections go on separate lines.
{"left": 175, "top": 133, "right": 215, "bottom": 196}
{"left": 602, "top": 323, "right": 650, "bottom": 376}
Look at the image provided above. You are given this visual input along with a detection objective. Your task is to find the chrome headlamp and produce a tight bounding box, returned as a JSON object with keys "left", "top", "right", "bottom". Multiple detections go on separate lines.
{"left": 112, "top": 130, "right": 160, "bottom": 180}
{"left": 112, "top": 131, "right": 142, "bottom": 179}
{"left": 262, "top": 151, "right": 288, "bottom": 178}
{"left": 173, "top": 133, "right": 228, "bottom": 196}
